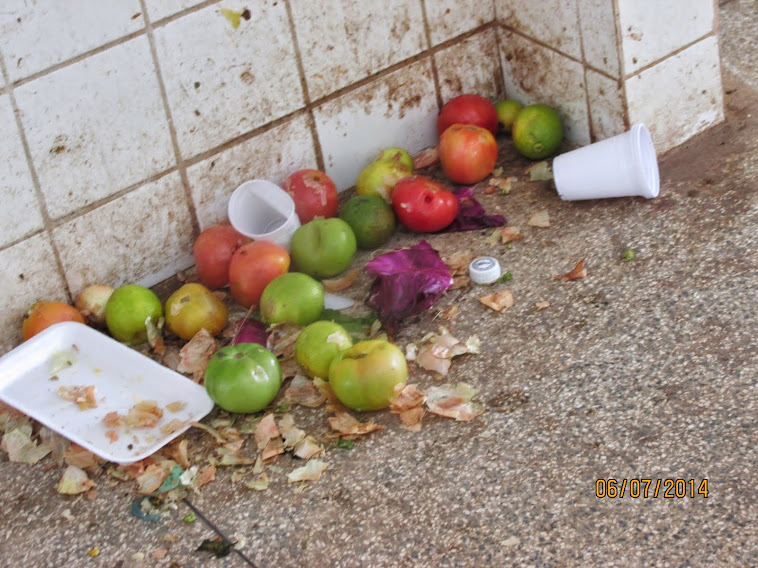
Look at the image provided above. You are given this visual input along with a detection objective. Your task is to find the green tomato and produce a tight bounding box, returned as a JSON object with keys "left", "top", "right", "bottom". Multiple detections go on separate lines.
{"left": 328, "top": 339, "right": 407, "bottom": 411}
{"left": 295, "top": 320, "right": 353, "bottom": 378}
{"left": 204, "top": 343, "right": 282, "bottom": 413}
{"left": 290, "top": 218, "right": 357, "bottom": 279}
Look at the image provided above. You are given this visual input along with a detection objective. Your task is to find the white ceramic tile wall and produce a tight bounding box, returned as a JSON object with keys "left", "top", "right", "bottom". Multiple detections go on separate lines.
{"left": 626, "top": 36, "right": 724, "bottom": 152}
{"left": 143, "top": 0, "right": 208, "bottom": 23}
{"left": 499, "top": 29, "right": 591, "bottom": 145}
{"left": 14, "top": 37, "right": 175, "bottom": 220}
{"left": 0, "top": 94, "right": 44, "bottom": 247}
{"left": 0, "top": 233, "right": 70, "bottom": 354}
{"left": 187, "top": 114, "right": 318, "bottom": 230}
{"left": 425, "top": 0, "right": 495, "bottom": 46}
{"left": 585, "top": 71, "right": 625, "bottom": 141}
{"left": 0, "top": 0, "right": 144, "bottom": 82}
{"left": 291, "top": 0, "right": 427, "bottom": 101}
{"left": 155, "top": 2, "right": 303, "bottom": 160}
{"left": 618, "top": 0, "right": 714, "bottom": 74}
{"left": 577, "top": 0, "right": 620, "bottom": 78}
{"left": 435, "top": 29, "right": 504, "bottom": 103}
{"left": 52, "top": 172, "right": 194, "bottom": 296}
{"left": 495, "top": 0, "right": 582, "bottom": 59}
{"left": 313, "top": 59, "right": 438, "bottom": 191}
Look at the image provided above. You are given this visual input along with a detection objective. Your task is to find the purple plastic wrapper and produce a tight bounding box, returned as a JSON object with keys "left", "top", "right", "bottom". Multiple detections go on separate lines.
{"left": 365, "top": 240, "right": 452, "bottom": 332}
{"left": 445, "top": 186, "right": 505, "bottom": 232}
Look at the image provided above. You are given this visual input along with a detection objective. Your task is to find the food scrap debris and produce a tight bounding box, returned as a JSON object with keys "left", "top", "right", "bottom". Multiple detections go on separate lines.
{"left": 554, "top": 258, "right": 587, "bottom": 281}
{"left": 219, "top": 7, "right": 251, "bottom": 29}
{"left": 478, "top": 290, "right": 514, "bottom": 313}
{"left": 104, "top": 400, "right": 164, "bottom": 429}
{"left": 535, "top": 300, "right": 551, "bottom": 310}
{"left": 283, "top": 374, "right": 327, "bottom": 408}
{"left": 197, "top": 536, "right": 233, "bottom": 558}
{"left": 57, "top": 385, "right": 97, "bottom": 410}
{"left": 328, "top": 411, "right": 383, "bottom": 439}
{"left": 50, "top": 349, "right": 76, "bottom": 375}
{"left": 287, "top": 459, "right": 328, "bottom": 483}
{"left": 412, "top": 146, "right": 439, "bottom": 170}
{"left": 486, "top": 176, "right": 518, "bottom": 194}
{"left": 406, "top": 327, "right": 480, "bottom": 377}
{"left": 322, "top": 268, "right": 359, "bottom": 293}
{"left": 426, "top": 383, "right": 484, "bottom": 422}
{"left": 499, "top": 226, "right": 524, "bottom": 245}
{"left": 176, "top": 329, "right": 217, "bottom": 380}
{"left": 389, "top": 384, "right": 427, "bottom": 432}
{"left": 56, "top": 465, "right": 96, "bottom": 494}
{"left": 526, "top": 161, "right": 553, "bottom": 181}
{"left": 623, "top": 248, "right": 636, "bottom": 261}
{"left": 145, "top": 316, "right": 165, "bottom": 356}
{"left": 447, "top": 187, "right": 506, "bottom": 232}
{"left": 528, "top": 210, "right": 551, "bottom": 228}
{"left": 1, "top": 422, "right": 51, "bottom": 464}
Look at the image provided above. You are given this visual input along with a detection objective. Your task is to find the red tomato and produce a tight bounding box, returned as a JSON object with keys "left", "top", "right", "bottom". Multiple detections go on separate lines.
{"left": 437, "top": 94, "right": 498, "bottom": 136}
{"left": 284, "top": 169, "right": 339, "bottom": 223}
{"left": 391, "top": 176, "right": 459, "bottom": 233}
{"left": 228, "top": 241, "right": 290, "bottom": 308}
{"left": 193, "top": 225, "right": 250, "bottom": 289}
{"left": 438, "top": 124, "right": 498, "bottom": 185}
{"left": 22, "top": 301, "right": 85, "bottom": 341}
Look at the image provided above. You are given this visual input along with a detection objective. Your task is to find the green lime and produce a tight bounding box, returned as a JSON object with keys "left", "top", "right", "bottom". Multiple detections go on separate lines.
{"left": 339, "top": 195, "right": 396, "bottom": 249}
{"left": 260, "top": 272, "right": 324, "bottom": 326}
{"left": 105, "top": 284, "right": 163, "bottom": 345}
{"left": 512, "top": 103, "right": 564, "bottom": 160}
{"left": 495, "top": 99, "right": 523, "bottom": 133}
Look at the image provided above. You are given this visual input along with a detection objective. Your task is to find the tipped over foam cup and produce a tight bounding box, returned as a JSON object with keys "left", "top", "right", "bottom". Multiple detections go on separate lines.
{"left": 553, "top": 123, "right": 660, "bottom": 201}
{"left": 228, "top": 180, "right": 300, "bottom": 250}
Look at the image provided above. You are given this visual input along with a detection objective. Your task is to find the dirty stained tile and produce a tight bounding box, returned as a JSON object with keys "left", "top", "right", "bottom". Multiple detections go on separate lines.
{"left": 0, "top": 233, "right": 69, "bottom": 355}
{"left": 617, "top": 0, "right": 714, "bottom": 74}
{"left": 14, "top": 36, "right": 175, "bottom": 221}
{"left": 435, "top": 29, "right": 504, "bottom": 103}
{"left": 187, "top": 113, "right": 317, "bottom": 230}
{"left": 586, "top": 71, "right": 625, "bottom": 142}
{"left": 312, "top": 59, "right": 438, "bottom": 191}
{"left": 143, "top": 0, "right": 206, "bottom": 23}
{"left": 291, "top": 0, "right": 427, "bottom": 101}
{"left": 53, "top": 173, "right": 194, "bottom": 296}
{"left": 495, "top": 0, "right": 582, "bottom": 59}
{"left": 155, "top": 2, "right": 303, "bottom": 160}
{"left": 0, "top": 94, "right": 44, "bottom": 248}
{"left": 425, "top": 0, "right": 495, "bottom": 46}
{"left": 0, "top": 0, "right": 144, "bottom": 82}
{"left": 498, "top": 28, "right": 590, "bottom": 145}
{"left": 577, "top": 0, "right": 620, "bottom": 78}
{"left": 625, "top": 37, "right": 723, "bottom": 154}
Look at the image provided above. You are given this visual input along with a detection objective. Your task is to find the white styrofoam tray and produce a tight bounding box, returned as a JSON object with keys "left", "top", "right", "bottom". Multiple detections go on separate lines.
{"left": 0, "top": 321, "right": 214, "bottom": 464}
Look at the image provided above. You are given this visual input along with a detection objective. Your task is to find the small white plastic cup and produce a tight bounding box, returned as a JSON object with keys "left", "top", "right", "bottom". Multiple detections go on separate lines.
{"left": 552, "top": 123, "right": 660, "bottom": 201}
{"left": 228, "top": 180, "right": 300, "bottom": 249}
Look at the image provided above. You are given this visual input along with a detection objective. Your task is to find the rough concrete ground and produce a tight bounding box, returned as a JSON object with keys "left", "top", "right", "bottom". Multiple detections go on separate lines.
{"left": 1, "top": 4, "right": 757, "bottom": 567}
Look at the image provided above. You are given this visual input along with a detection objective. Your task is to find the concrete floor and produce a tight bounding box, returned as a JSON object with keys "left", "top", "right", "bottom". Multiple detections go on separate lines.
{"left": 1, "top": 3, "right": 757, "bottom": 567}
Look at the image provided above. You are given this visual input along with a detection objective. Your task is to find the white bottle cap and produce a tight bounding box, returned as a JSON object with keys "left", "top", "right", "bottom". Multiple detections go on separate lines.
{"left": 469, "top": 256, "right": 501, "bottom": 284}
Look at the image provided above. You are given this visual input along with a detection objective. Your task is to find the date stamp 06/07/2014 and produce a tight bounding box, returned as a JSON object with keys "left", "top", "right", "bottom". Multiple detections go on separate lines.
{"left": 596, "top": 479, "right": 709, "bottom": 499}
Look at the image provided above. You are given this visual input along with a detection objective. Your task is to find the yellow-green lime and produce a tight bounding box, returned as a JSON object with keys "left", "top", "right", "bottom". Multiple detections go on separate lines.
{"left": 512, "top": 103, "right": 564, "bottom": 160}
{"left": 339, "top": 195, "right": 396, "bottom": 249}
{"left": 495, "top": 99, "right": 523, "bottom": 133}
{"left": 105, "top": 284, "right": 163, "bottom": 345}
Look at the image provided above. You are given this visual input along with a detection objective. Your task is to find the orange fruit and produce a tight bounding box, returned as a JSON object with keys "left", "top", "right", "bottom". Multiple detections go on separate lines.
{"left": 22, "top": 301, "right": 85, "bottom": 341}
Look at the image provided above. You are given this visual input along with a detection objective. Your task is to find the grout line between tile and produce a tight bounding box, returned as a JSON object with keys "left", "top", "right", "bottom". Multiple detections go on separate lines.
{"left": 623, "top": 32, "right": 719, "bottom": 80}
{"left": 140, "top": 0, "right": 201, "bottom": 239}
{"left": 419, "top": 0, "right": 443, "bottom": 110}
{"left": 283, "top": 0, "right": 324, "bottom": 171}
{"left": 574, "top": 1, "right": 595, "bottom": 142}
{"left": 0, "top": 48, "right": 72, "bottom": 301}
{"left": 611, "top": 0, "right": 630, "bottom": 130}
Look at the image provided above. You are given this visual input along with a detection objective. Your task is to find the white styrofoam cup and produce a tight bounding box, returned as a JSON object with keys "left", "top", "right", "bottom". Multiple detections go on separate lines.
{"left": 553, "top": 123, "right": 660, "bottom": 201}
{"left": 228, "top": 180, "right": 300, "bottom": 249}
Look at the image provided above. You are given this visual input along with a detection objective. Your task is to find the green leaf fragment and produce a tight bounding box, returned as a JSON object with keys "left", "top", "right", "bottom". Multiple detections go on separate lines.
{"left": 335, "top": 439, "right": 354, "bottom": 450}
{"left": 183, "top": 513, "right": 197, "bottom": 523}
{"left": 622, "top": 249, "right": 636, "bottom": 261}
